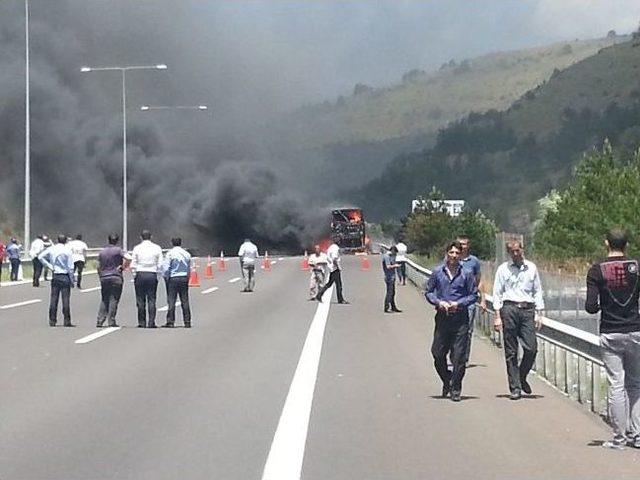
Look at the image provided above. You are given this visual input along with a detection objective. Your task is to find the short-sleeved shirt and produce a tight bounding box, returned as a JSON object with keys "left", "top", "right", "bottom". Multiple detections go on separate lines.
{"left": 382, "top": 253, "right": 397, "bottom": 281}
{"left": 238, "top": 241, "right": 259, "bottom": 265}
{"left": 460, "top": 254, "right": 481, "bottom": 283}
{"left": 98, "top": 245, "right": 126, "bottom": 279}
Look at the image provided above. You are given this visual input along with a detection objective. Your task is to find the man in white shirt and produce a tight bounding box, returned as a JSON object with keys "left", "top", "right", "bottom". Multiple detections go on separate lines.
{"left": 395, "top": 240, "right": 408, "bottom": 285}
{"left": 38, "top": 234, "right": 75, "bottom": 327}
{"left": 68, "top": 234, "right": 89, "bottom": 288}
{"left": 316, "top": 242, "right": 348, "bottom": 304}
{"left": 131, "top": 230, "right": 163, "bottom": 328}
{"left": 238, "top": 238, "right": 259, "bottom": 292}
{"left": 29, "top": 234, "right": 46, "bottom": 287}
{"left": 308, "top": 244, "right": 328, "bottom": 300}
{"left": 492, "top": 240, "right": 545, "bottom": 400}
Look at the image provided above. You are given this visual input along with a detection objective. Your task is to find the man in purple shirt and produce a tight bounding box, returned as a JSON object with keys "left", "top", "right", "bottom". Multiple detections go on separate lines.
{"left": 96, "top": 233, "right": 130, "bottom": 327}
{"left": 425, "top": 241, "right": 478, "bottom": 401}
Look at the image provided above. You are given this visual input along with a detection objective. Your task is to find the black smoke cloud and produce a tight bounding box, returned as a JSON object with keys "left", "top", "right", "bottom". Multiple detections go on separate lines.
{"left": 0, "top": 0, "right": 334, "bottom": 252}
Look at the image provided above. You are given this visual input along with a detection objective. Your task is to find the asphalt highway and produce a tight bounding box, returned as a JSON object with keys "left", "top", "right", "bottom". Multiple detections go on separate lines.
{"left": 0, "top": 257, "right": 639, "bottom": 479}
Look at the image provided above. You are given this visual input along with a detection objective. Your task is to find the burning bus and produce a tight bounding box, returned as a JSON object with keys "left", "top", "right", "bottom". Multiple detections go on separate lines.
{"left": 330, "top": 208, "right": 366, "bottom": 252}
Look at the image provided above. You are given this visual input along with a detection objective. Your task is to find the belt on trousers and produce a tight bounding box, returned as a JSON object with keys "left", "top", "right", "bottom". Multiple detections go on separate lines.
{"left": 503, "top": 300, "right": 535, "bottom": 309}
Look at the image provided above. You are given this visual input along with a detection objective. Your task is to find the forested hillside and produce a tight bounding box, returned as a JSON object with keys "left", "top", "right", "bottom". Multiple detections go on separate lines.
{"left": 355, "top": 36, "right": 640, "bottom": 232}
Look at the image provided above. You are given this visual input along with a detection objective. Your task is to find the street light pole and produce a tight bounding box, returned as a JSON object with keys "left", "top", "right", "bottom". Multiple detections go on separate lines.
{"left": 80, "top": 64, "right": 167, "bottom": 251}
{"left": 24, "top": 0, "right": 30, "bottom": 251}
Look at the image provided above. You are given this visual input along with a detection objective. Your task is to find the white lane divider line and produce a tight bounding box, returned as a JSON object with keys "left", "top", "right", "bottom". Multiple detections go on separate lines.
{"left": 202, "top": 286, "right": 219, "bottom": 294}
{"left": 0, "top": 299, "right": 42, "bottom": 310}
{"left": 75, "top": 327, "right": 121, "bottom": 344}
{"left": 80, "top": 286, "right": 101, "bottom": 293}
{"left": 159, "top": 301, "right": 181, "bottom": 312}
{"left": 261, "top": 286, "right": 334, "bottom": 480}
{"left": 270, "top": 260, "right": 277, "bottom": 265}
{"left": 278, "top": 257, "right": 284, "bottom": 261}
{"left": 228, "top": 277, "right": 242, "bottom": 283}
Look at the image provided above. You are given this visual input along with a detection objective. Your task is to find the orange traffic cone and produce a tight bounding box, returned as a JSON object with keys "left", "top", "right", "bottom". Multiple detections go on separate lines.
{"left": 217, "top": 251, "right": 227, "bottom": 271}
{"left": 301, "top": 250, "right": 310, "bottom": 271}
{"left": 189, "top": 260, "right": 201, "bottom": 287}
{"left": 360, "top": 256, "right": 371, "bottom": 271}
{"left": 204, "top": 255, "right": 214, "bottom": 279}
{"left": 262, "top": 251, "right": 271, "bottom": 271}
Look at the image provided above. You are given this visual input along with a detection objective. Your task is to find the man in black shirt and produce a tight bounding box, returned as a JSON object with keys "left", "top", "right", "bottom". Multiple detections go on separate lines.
{"left": 585, "top": 229, "right": 640, "bottom": 450}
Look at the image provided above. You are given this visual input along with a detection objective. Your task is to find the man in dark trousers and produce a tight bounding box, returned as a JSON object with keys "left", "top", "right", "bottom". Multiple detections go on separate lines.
{"left": 316, "top": 242, "right": 349, "bottom": 304}
{"left": 162, "top": 237, "right": 192, "bottom": 328}
{"left": 492, "top": 240, "right": 545, "bottom": 400}
{"left": 585, "top": 229, "right": 640, "bottom": 450}
{"left": 96, "top": 233, "right": 130, "bottom": 328}
{"left": 382, "top": 245, "right": 402, "bottom": 313}
{"left": 131, "top": 230, "right": 163, "bottom": 328}
{"left": 425, "top": 241, "right": 478, "bottom": 402}
{"left": 38, "top": 234, "right": 75, "bottom": 327}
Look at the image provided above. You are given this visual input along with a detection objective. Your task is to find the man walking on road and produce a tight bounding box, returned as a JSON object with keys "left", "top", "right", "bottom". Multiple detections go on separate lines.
{"left": 162, "top": 237, "right": 192, "bottom": 328}
{"left": 585, "top": 229, "right": 640, "bottom": 449}
{"left": 69, "top": 234, "right": 88, "bottom": 288}
{"left": 39, "top": 234, "right": 75, "bottom": 327}
{"left": 6, "top": 238, "right": 22, "bottom": 281}
{"left": 29, "top": 234, "right": 46, "bottom": 287}
{"left": 425, "top": 241, "right": 477, "bottom": 402}
{"left": 457, "top": 235, "right": 485, "bottom": 365}
{"left": 238, "top": 238, "right": 259, "bottom": 292}
{"left": 492, "top": 240, "right": 544, "bottom": 400}
{"left": 131, "top": 230, "right": 163, "bottom": 328}
{"left": 383, "top": 245, "right": 402, "bottom": 313}
{"left": 316, "top": 242, "right": 348, "bottom": 304}
{"left": 308, "top": 244, "right": 328, "bottom": 300}
{"left": 96, "top": 233, "right": 130, "bottom": 328}
{"left": 0, "top": 240, "right": 5, "bottom": 283}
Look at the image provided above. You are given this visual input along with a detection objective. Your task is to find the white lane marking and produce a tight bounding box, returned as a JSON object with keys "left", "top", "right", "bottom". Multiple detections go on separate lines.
{"left": 278, "top": 257, "right": 284, "bottom": 261}
{"left": 80, "top": 286, "right": 101, "bottom": 293}
{"left": 75, "top": 327, "right": 121, "bottom": 344}
{"left": 202, "top": 286, "right": 219, "bottom": 294}
{"left": 270, "top": 260, "right": 277, "bottom": 265}
{"left": 0, "top": 299, "right": 42, "bottom": 310}
{"left": 159, "top": 301, "right": 181, "bottom": 312}
{"left": 261, "top": 286, "right": 334, "bottom": 480}
{"left": 228, "top": 277, "right": 242, "bottom": 283}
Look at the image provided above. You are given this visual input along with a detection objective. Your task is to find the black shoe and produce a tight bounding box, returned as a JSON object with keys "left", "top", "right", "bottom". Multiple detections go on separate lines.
{"left": 137, "top": 325, "right": 146, "bottom": 328}
{"left": 49, "top": 322, "right": 56, "bottom": 327}
{"left": 109, "top": 323, "right": 119, "bottom": 328}
{"left": 442, "top": 383, "right": 451, "bottom": 398}
{"left": 338, "top": 300, "right": 350, "bottom": 304}
{"left": 509, "top": 389, "right": 522, "bottom": 400}
{"left": 148, "top": 324, "right": 157, "bottom": 329}
{"left": 96, "top": 323, "right": 105, "bottom": 328}
{"left": 64, "top": 323, "right": 76, "bottom": 328}
{"left": 391, "top": 308, "right": 403, "bottom": 313}
{"left": 161, "top": 324, "right": 174, "bottom": 328}
{"left": 521, "top": 378, "right": 532, "bottom": 395}
{"left": 184, "top": 323, "right": 192, "bottom": 328}
{"left": 315, "top": 294, "right": 323, "bottom": 302}
{"left": 384, "top": 308, "right": 390, "bottom": 313}
{"left": 450, "top": 391, "right": 462, "bottom": 402}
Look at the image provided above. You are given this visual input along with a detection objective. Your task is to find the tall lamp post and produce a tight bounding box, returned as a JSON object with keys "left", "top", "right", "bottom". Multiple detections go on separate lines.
{"left": 24, "top": 0, "right": 30, "bottom": 251}
{"left": 80, "top": 64, "right": 167, "bottom": 251}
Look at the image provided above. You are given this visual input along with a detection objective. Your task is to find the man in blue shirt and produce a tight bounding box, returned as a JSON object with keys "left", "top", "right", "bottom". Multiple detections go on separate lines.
{"left": 162, "top": 237, "right": 192, "bottom": 328}
{"left": 6, "top": 238, "right": 22, "bottom": 281}
{"left": 38, "top": 234, "right": 75, "bottom": 327}
{"left": 425, "top": 241, "right": 478, "bottom": 401}
{"left": 382, "top": 246, "right": 402, "bottom": 313}
{"left": 457, "top": 235, "right": 484, "bottom": 365}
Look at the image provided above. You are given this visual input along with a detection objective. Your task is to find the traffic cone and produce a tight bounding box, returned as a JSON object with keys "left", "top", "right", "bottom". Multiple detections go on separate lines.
{"left": 262, "top": 251, "right": 271, "bottom": 271}
{"left": 189, "top": 259, "right": 201, "bottom": 287}
{"left": 217, "top": 251, "right": 227, "bottom": 271}
{"left": 360, "top": 256, "right": 371, "bottom": 271}
{"left": 204, "top": 255, "right": 214, "bottom": 279}
{"left": 301, "top": 250, "right": 310, "bottom": 271}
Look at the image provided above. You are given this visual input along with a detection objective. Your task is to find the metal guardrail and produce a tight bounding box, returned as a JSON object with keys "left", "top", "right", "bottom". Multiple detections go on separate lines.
{"left": 381, "top": 245, "right": 608, "bottom": 416}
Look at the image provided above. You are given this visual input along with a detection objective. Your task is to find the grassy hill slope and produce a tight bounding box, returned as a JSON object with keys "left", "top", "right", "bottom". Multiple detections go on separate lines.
{"left": 355, "top": 36, "right": 640, "bottom": 232}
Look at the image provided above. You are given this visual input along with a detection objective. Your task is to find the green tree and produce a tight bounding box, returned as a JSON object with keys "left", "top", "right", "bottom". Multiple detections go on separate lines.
{"left": 534, "top": 141, "right": 640, "bottom": 259}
